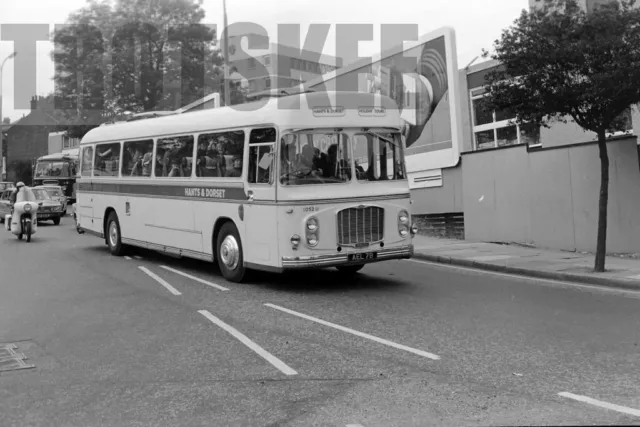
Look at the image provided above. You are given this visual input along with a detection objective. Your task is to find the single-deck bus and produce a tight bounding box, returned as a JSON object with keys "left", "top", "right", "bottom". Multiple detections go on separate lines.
{"left": 76, "top": 91, "right": 417, "bottom": 282}
{"left": 33, "top": 150, "right": 79, "bottom": 204}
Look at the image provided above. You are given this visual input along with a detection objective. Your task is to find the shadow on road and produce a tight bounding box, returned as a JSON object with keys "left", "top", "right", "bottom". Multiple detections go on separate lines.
{"left": 117, "top": 246, "right": 404, "bottom": 294}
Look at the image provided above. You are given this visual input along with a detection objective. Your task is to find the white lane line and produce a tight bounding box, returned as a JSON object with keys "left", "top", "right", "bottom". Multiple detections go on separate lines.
{"left": 134, "top": 255, "right": 143, "bottom": 260}
{"left": 160, "top": 265, "right": 229, "bottom": 291}
{"left": 138, "top": 266, "right": 182, "bottom": 296}
{"left": 264, "top": 303, "right": 440, "bottom": 360}
{"left": 406, "top": 259, "right": 640, "bottom": 298}
{"left": 198, "top": 310, "right": 297, "bottom": 376}
{"left": 558, "top": 392, "right": 640, "bottom": 417}
{"left": 124, "top": 256, "right": 132, "bottom": 260}
{"left": 346, "top": 424, "right": 364, "bottom": 427}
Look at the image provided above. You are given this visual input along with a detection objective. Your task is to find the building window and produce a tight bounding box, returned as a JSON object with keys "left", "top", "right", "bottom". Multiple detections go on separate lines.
{"left": 470, "top": 87, "right": 541, "bottom": 150}
{"left": 265, "top": 77, "right": 271, "bottom": 88}
{"left": 264, "top": 55, "right": 271, "bottom": 66}
{"left": 606, "top": 108, "right": 633, "bottom": 137}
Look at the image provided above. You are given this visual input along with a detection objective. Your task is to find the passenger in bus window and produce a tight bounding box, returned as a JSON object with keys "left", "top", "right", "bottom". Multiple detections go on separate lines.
{"left": 141, "top": 151, "right": 153, "bottom": 177}
{"left": 225, "top": 156, "right": 242, "bottom": 177}
{"left": 300, "top": 144, "right": 322, "bottom": 177}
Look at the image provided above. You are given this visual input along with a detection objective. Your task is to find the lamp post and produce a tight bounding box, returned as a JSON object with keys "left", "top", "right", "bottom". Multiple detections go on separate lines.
{"left": 222, "top": 0, "right": 231, "bottom": 106}
{"left": 0, "top": 51, "right": 17, "bottom": 181}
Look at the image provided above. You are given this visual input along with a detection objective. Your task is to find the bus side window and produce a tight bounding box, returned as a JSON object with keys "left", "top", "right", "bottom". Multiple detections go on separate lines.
{"left": 196, "top": 130, "right": 245, "bottom": 178}
{"left": 94, "top": 142, "right": 121, "bottom": 177}
{"left": 247, "top": 127, "right": 276, "bottom": 184}
{"left": 81, "top": 146, "right": 94, "bottom": 177}
{"left": 122, "top": 139, "right": 154, "bottom": 177}
{"left": 155, "top": 135, "right": 194, "bottom": 178}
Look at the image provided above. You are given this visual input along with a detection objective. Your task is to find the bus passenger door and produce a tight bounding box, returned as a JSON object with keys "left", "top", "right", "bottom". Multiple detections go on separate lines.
{"left": 243, "top": 142, "right": 278, "bottom": 266}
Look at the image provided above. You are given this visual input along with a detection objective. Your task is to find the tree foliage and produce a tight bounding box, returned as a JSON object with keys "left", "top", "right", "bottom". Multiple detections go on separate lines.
{"left": 482, "top": 0, "right": 640, "bottom": 134}
{"left": 482, "top": 0, "right": 640, "bottom": 271}
{"left": 52, "top": 0, "right": 242, "bottom": 139}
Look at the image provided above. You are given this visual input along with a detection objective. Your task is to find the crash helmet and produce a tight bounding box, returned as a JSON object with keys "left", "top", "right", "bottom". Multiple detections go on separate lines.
{"left": 16, "top": 181, "right": 25, "bottom": 189}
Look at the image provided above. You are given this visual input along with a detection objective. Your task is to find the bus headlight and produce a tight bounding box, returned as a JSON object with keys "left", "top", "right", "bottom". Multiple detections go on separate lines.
{"left": 306, "top": 217, "right": 319, "bottom": 246}
{"left": 306, "top": 233, "right": 318, "bottom": 247}
{"left": 24, "top": 204, "right": 32, "bottom": 212}
{"left": 306, "top": 217, "right": 318, "bottom": 232}
{"left": 398, "top": 210, "right": 409, "bottom": 224}
{"left": 398, "top": 210, "right": 410, "bottom": 237}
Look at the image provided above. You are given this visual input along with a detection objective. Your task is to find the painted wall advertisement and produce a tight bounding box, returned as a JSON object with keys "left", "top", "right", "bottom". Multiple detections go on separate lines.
{"left": 308, "top": 28, "right": 463, "bottom": 188}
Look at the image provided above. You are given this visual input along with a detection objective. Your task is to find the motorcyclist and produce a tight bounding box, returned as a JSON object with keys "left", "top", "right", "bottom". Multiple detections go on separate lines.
{"left": 9, "top": 181, "right": 25, "bottom": 213}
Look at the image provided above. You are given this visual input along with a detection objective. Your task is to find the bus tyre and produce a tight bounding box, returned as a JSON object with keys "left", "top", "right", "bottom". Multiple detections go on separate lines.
{"left": 336, "top": 265, "right": 364, "bottom": 275}
{"left": 216, "top": 222, "right": 246, "bottom": 283}
{"left": 106, "top": 212, "right": 124, "bottom": 256}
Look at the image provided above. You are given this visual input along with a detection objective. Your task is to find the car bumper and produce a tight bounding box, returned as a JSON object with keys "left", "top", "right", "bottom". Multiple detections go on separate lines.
{"left": 281, "top": 244, "right": 414, "bottom": 269}
{"left": 37, "top": 212, "right": 63, "bottom": 219}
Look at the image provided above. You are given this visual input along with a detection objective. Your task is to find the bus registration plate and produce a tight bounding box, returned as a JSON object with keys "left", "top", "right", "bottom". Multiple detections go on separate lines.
{"left": 348, "top": 252, "right": 377, "bottom": 262}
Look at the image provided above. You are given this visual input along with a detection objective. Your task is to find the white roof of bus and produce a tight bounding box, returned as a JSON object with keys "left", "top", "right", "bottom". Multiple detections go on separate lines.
{"left": 80, "top": 91, "right": 402, "bottom": 145}
{"left": 37, "top": 152, "right": 79, "bottom": 161}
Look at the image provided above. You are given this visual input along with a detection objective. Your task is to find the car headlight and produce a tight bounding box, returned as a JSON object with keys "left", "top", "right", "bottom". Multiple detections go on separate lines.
{"left": 24, "top": 204, "right": 32, "bottom": 212}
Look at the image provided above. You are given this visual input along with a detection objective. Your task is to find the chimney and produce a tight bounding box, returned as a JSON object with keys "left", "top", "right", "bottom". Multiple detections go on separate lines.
{"left": 30, "top": 96, "right": 38, "bottom": 111}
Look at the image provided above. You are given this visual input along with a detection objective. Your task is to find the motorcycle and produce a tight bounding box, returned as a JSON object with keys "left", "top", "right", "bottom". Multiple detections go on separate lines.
{"left": 4, "top": 187, "right": 39, "bottom": 242}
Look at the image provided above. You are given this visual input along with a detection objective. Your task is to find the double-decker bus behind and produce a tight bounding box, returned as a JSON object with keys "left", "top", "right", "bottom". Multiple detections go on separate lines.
{"left": 33, "top": 149, "right": 79, "bottom": 204}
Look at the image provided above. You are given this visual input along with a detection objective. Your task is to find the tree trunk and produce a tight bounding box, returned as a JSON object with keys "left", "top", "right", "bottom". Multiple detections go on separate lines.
{"left": 594, "top": 130, "right": 609, "bottom": 272}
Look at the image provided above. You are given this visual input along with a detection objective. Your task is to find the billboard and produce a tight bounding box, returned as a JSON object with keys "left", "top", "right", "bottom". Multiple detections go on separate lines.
{"left": 304, "top": 27, "right": 463, "bottom": 189}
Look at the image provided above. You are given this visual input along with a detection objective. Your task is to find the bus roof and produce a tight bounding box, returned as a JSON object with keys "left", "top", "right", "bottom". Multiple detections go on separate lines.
{"left": 80, "top": 91, "right": 403, "bottom": 145}
{"left": 37, "top": 152, "right": 79, "bottom": 161}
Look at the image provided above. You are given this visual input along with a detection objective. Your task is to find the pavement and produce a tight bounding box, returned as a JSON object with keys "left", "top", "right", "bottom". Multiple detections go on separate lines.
{"left": 413, "top": 235, "right": 640, "bottom": 291}
{"left": 1, "top": 215, "right": 640, "bottom": 426}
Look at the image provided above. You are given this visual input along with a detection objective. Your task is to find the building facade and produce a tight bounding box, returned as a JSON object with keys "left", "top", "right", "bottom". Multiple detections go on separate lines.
{"left": 5, "top": 96, "right": 60, "bottom": 184}
{"left": 48, "top": 131, "right": 81, "bottom": 155}
{"left": 225, "top": 33, "right": 342, "bottom": 95}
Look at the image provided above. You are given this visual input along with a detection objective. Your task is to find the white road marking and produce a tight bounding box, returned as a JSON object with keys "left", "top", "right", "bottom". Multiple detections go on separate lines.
{"left": 346, "top": 424, "right": 365, "bottom": 427}
{"left": 558, "top": 392, "right": 640, "bottom": 417}
{"left": 264, "top": 303, "right": 440, "bottom": 360}
{"left": 198, "top": 310, "right": 297, "bottom": 376}
{"left": 406, "top": 259, "right": 640, "bottom": 298}
{"left": 124, "top": 256, "right": 132, "bottom": 260}
{"left": 138, "top": 266, "right": 182, "bottom": 296}
{"left": 160, "top": 265, "right": 229, "bottom": 291}
{"left": 134, "top": 255, "right": 143, "bottom": 260}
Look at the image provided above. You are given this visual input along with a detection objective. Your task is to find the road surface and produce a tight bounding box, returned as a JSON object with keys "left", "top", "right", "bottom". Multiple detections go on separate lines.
{"left": 1, "top": 216, "right": 639, "bottom": 426}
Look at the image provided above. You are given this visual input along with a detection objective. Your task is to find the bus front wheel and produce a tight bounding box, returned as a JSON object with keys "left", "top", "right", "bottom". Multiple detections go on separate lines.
{"left": 216, "top": 222, "right": 246, "bottom": 283}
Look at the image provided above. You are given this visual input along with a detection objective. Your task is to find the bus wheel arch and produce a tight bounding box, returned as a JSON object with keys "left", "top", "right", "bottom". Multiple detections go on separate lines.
{"left": 213, "top": 219, "right": 246, "bottom": 283}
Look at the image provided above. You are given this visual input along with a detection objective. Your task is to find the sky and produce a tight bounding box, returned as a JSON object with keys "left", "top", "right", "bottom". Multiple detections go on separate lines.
{"left": 0, "top": 0, "right": 529, "bottom": 122}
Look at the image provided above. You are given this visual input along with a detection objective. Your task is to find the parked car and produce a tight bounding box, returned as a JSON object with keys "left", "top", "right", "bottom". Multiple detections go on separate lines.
{"left": 0, "top": 182, "right": 15, "bottom": 192}
{"left": 31, "top": 187, "right": 64, "bottom": 225}
{"left": 41, "top": 185, "right": 68, "bottom": 214}
{"left": 0, "top": 188, "right": 14, "bottom": 222}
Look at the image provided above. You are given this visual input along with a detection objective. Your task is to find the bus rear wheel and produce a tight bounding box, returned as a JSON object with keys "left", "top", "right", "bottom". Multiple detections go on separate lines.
{"left": 106, "top": 212, "right": 125, "bottom": 256}
{"left": 216, "top": 222, "right": 246, "bottom": 283}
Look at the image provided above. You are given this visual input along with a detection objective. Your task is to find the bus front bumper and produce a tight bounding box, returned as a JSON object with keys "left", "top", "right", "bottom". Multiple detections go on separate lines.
{"left": 281, "top": 244, "right": 414, "bottom": 269}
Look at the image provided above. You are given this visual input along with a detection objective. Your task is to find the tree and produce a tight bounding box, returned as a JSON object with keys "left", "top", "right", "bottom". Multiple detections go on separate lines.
{"left": 52, "top": 0, "right": 229, "bottom": 139}
{"left": 481, "top": 0, "right": 640, "bottom": 272}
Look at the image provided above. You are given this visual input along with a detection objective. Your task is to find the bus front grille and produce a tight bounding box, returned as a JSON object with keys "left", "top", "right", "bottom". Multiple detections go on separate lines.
{"left": 337, "top": 207, "right": 384, "bottom": 246}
